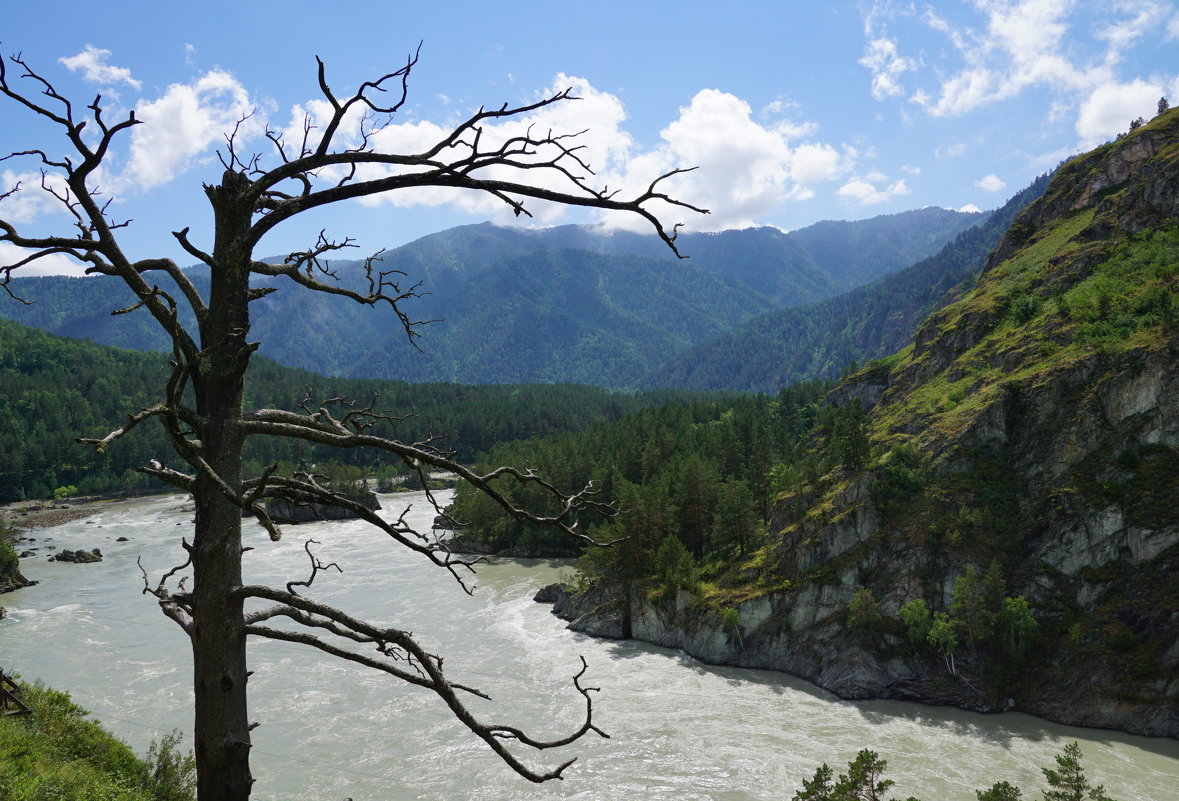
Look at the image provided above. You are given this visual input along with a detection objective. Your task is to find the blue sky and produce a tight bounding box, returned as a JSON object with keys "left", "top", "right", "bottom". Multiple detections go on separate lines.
{"left": 2, "top": 1, "right": 1177, "bottom": 274}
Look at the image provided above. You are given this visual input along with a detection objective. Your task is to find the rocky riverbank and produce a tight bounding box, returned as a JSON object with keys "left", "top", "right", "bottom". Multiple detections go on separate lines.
{"left": 439, "top": 535, "right": 579, "bottom": 559}
{"left": 536, "top": 582, "right": 1179, "bottom": 739}
{"left": 1, "top": 504, "right": 93, "bottom": 531}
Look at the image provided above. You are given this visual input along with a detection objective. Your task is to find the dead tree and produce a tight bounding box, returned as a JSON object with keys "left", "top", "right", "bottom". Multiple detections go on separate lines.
{"left": 0, "top": 48, "right": 706, "bottom": 801}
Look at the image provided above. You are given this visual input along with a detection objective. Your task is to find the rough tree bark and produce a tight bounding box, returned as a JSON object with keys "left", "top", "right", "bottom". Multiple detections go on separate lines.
{"left": 0, "top": 48, "right": 705, "bottom": 800}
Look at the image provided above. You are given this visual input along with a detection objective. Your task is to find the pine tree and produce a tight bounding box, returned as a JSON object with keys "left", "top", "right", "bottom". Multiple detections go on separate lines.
{"left": 977, "top": 781, "right": 1022, "bottom": 801}
{"left": 1041, "top": 742, "right": 1118, "bottom": 801}
{"left": 792, "top": 763, "right": 835, "bottom": 801}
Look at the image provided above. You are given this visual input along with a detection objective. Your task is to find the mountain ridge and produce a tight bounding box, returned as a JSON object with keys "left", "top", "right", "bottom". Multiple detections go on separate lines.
{"left": 0, "top": 207, "right": 978, "bottom": 388}
{"left": 643, "top": 175, "right": 1051, "bottom": 391}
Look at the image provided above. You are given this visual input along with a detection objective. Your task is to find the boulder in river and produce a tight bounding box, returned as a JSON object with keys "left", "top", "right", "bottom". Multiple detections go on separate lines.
{"left": 50, "top": 548, "right": 103, "bottom": 563}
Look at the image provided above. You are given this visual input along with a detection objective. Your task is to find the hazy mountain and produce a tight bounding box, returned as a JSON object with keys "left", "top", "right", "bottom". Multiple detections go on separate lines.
{"left": 643, "top": 176, "right": 1051, "bottom": 392}
{"left": 0, "top": 207, "right": 978, "bottom": 388}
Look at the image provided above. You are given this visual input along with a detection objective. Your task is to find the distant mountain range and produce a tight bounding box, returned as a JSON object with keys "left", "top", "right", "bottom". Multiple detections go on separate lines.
{"left": 0, "top": 206, "right": 987, "bottom": 389}
{"left": 644, "top": 175, "right": 1051, "bottom": 391}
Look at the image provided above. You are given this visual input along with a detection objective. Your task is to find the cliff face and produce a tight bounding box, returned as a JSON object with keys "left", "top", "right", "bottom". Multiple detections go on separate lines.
{"left": 261, "top": 491, "right": 381, "bottom": 523}
{"left": 553, "top": 109, "right": 1179, "bottom": 737}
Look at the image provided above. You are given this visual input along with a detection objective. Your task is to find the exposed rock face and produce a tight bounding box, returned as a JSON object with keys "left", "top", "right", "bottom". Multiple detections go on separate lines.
{"left": 439, "top": 536, "right": 579, "bottom": 559}
{"left": 0, "top": 568, "right": 36, "bottom": 593}
{"left": 544, "top": 582, "right": 962, "bottom": 707}
{"left": 544, "top": 109, "right": 1179, "bottom": 739}
{"left": 262, "top": 492, "right": 381, "bottom": 524}
{"left": 827, "top": 363, "right": 891, "bottom": 411}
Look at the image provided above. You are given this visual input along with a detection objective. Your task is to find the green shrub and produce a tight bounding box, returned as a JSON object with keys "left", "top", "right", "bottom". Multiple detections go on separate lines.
{"left": 0, "top": 683, "right": 195, "bottom": 801}
{"left": 1011, "top": 293, "right": 1041, "bottom": 324}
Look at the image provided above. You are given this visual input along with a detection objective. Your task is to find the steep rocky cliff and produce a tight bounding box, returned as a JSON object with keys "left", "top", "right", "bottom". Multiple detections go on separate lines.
{"left": 549, "top": 108, "right": 1179, "bottom": 737}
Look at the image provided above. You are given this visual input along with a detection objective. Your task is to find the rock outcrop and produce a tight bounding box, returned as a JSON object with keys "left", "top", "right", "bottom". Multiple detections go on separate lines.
{"left": 542, "top": 108, "right": 1179, "bottom": 739}
{"left": 50, "top": 548, "right": 103, "bottom": 563}
{"left": 0, "top": 568, "right": 36, "bottom": 592}
{"left": 261, "top": 492, "right": 381, "bottom": 524}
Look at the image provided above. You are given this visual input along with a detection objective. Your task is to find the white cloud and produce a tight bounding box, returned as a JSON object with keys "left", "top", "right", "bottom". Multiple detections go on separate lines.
{"left": 762, "top": 99, "right": 822, "bottom": 142}
{"left": 772, "top": 117, "right": 820, "bottom": 140}
{"left": 0, "top": 241, "right": 89, "bottom": 277}
{"left": 1076, "top": 78, "right": 1163, "bottom": 146}
{"left": 867, "top": 0, "right": 1178, "bottom": 141}
{"left": 59, "top": 45, "right": 141, "bottom": 90}
{"left": 790, "top": 143, "right": 849, "bottom": 185}
{"left": 1096, "top": 1, "right": 1171, "bottom": 52}
{"left": 936, "top": 142, "right": 968, "bottom": 159}
{"left": 900, "top": 164, "right": 922, "bottom": 175}
{"left": 860, "top": 36, "right": 915, "bottom": 100}
{"left": 604, "top": 88, "right": 854, "bottom": 231}
{"left": 838, "top": 174, "right": 910, "bottom": 205}
{"left": 1, "top": 170, "right": 73, "bottom": 223}
{"left": 118, "top": 70, "right": 261, "bottom": 192}
{"left": 975, "top": 173, "right": 1007, "bottom": 192}
{"left": 352, "top": 79, "right": 855, "bottom": 233}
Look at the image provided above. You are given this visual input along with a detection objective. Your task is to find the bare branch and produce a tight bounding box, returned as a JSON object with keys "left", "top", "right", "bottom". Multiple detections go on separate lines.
{"left": 238, "top": 584, "right": 605, "bottom": 782}
{"left": 138, "top": 554, "right": 194, "bottom": 634}
{"left": 241, "top": 472, "right": 481, "bottom": 591}
{"left": 77, "top": 405, "right": 169, "bottom": 453}
{"left": 249, "top": 241, "right": 436, "bottom": 347}
{"left": 312, "top": 44, "right": 420, "bottom": 157}
{"left": 171, "top": 227, "right": 216, "bottom": 268}
{"left": 285, "top": 539, "right": 342, "bottom": 595}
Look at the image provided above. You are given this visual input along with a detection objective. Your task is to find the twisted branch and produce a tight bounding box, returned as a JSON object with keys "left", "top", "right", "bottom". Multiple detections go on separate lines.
{"left": 237, "top": 584, "right": 605, "bottom": 782}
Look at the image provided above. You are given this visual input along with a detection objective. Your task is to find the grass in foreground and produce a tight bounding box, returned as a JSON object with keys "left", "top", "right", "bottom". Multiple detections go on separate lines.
{"left": 0, "top": 681, "right": 194, "bottom": 801}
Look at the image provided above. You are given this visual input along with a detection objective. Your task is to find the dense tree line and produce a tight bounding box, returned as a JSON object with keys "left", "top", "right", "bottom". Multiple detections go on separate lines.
{"left": 448, "top": 380, "right": 837, "bottom": 559}
{"left": 0, "top": 318, "right": 714, "bottom": 503}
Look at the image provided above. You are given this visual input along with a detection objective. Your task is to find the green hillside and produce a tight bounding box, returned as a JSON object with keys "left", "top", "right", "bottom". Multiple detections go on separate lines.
{"left": 0, "top": 318, "right": 718, "bottom": 503}
{"left": 645, "top": 175, "right": 1050, "bottom": 391}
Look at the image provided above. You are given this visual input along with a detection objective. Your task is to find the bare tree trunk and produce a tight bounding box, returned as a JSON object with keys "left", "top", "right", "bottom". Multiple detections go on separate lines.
{"left": 192, "top": 471, "right": 252, "bottom": 801}
{"left": 192, "top": 178, "right": 255, "bottom": 800}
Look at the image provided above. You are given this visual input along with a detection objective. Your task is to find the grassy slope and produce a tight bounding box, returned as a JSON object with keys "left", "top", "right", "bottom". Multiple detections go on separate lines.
{"left": 0, "top": 681, "right": 193, "bottom": 801}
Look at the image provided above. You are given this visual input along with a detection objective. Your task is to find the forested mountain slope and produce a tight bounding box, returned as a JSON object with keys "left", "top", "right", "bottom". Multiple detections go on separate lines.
{"left": 645, "top": 176, "right": 1050, "bottom": 391}
{"left": 0, "top": 209, "right": 976, "bottom": 388}
{"left": 0, "top": 317, "right": 716, "bottom": 503}
{"left": 473, "top": 108, "right": 1179, "bottom": 736}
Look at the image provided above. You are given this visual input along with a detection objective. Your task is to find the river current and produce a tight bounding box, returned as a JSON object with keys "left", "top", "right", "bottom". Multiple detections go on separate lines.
{"left": 1, "top": 492, "right": 1176, "bottom": 800}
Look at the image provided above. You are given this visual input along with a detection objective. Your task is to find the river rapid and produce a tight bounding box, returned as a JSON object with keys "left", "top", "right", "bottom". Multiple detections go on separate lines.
{"left": 1, "top": 492, "right": 1176, "bottom": 800}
